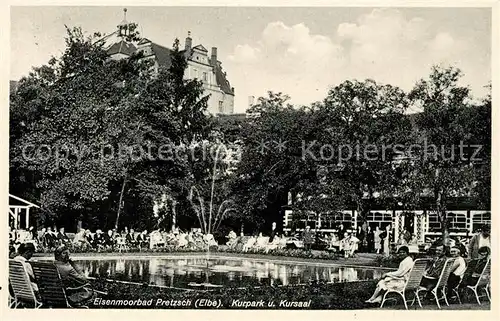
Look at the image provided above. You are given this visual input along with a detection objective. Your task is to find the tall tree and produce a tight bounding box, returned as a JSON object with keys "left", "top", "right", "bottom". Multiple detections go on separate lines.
{"left": 319, "top": 79, "right": 412, "bottom": 224}
{"left": 10, "top": 27, "right": 212, "bottom": 230}
{"left": 405, "top": 65, "right": 483, "bottom": 243}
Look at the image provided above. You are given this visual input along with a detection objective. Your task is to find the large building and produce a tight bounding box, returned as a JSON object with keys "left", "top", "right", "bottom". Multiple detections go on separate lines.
{"left": 104, "top": 9, "right": 235, "bottom": 115}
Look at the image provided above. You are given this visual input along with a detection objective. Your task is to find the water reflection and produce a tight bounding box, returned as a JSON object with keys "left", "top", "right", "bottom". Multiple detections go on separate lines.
{"left": 77, "top": 257, "right": 383, "bottom": 288}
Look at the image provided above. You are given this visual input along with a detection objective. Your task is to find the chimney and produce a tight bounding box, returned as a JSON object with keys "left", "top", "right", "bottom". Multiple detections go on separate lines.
{"left": 185, "top": 31, "right": 192, "bottom": 53}
{"left": 211, "top": 47, "right": 217, "bottom": 66}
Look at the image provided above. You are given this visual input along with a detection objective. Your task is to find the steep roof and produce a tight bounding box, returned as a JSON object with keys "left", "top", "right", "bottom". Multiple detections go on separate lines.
{"left": 137, "top": 38, "right": 152, "bottom": 45}
{"left": 150, "top": 42, "right": 173, "bottom": 66}
{"left": 213, "top": 62, "right": 234, "bottom": 95}
{"left": 105, "top": 39, "right": 234, "bottom": 96}
{"left": 107, "top": 40, "right": 137, "bottom": 56}
{"left": 193, "top": 44, "right": 208, "bottom": 52}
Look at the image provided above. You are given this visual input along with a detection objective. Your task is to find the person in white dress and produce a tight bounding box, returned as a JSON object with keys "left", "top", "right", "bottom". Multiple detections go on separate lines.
{"left": 374, "top": 226, "right": 382, "bottom": 254}
{"left": 383, "top": 224, "right": 392, "bottom": 256}
{"left": 447, "top": 245, "right": 467, "bottom": 298}
{"left": 365, "top": 246, "right": 414, "bottom": 303}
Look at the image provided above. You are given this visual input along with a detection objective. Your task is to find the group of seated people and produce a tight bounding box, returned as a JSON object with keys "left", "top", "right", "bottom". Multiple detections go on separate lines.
{"left": 14, "top": 226, "right": 154, "bottom": 252}
{"left": 323, "top": 232, "right": 360, "bottom": 258}
{"left": 226, "top": 231, "right": 288, "bottom": 253}
{"left": 11, "top": 243, "right": 95, "bottom": 307}
{"left": 365, "top": 245, "right": 491, "bottom": 304}
{"left": 71, "top": 228, "right": 150, "bottom": 251}
{"left": 148, "top": 228, "right": 218, "bottom": 250}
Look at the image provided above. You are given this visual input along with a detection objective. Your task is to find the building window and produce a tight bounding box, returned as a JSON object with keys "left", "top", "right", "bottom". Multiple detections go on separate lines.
{"left": 427, "top": 212, "right": 441, "bottom": 232}
{"left": 218, "top": 101, "right": 223, "bottom": 113}
{"left": 428, "top": 211, "right": 468, "bottom": 232}
{"left": 472, "top": 212, "right": 491, "bottom": 232}
{"left": 203, "top": 72, "right": 208, "bottom": 82}
{"left": 447, "top": 212, "right": 467, "bottom": 231}
{"left": 319, "top": 212, "right": 353, "bottom": 230}
{"left": 193, "top": 69, "right": 198, "bottom": 79}
{"left": 366, "top": 211, "right": 393, "bottom": 229}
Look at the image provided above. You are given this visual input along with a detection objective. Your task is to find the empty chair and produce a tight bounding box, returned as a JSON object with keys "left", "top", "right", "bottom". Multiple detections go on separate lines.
{"left": 9, "top": 260, "right": 42, "bottom": 308}
{"left": 116, "top": 237, "right": 129, "bottom": 253}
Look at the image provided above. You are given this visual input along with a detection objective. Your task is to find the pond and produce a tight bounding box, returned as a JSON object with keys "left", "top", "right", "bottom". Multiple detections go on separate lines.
{"left": 71, "top": 255, "right": 384, "bottom": 288}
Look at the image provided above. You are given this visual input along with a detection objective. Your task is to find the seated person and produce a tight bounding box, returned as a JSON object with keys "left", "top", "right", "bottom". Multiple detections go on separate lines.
{"left": 177, "top": 232, "right": 188, "bottom": 248}
{"left": 72, "top": 229, "right": 89, "bottom": 250}
{"left": 105, "top": 230, "right": 116, "bottom": 248}
{"left": 125, "top": 229, "right": 137, "bottom": 246}
{"left": 136, "top": 230, "right": 149, "bottom": 248}
{"left": 57, "top": 227, "right": 71, "bottom": 246}
{"left": 255, "top": 232, "right": 269, "bottom": 249}
{"left": 149, "top": 230, "right": 165, "bottom": 249}
{"left": 226, "top": 230, "right": 237, "bottom": 247}
{"left": 462, "top": 246, "right": 490, "bottom": 286}
{"left": 13, "top": 243, "right": 39, "bottom": 297}
{"left": 447, "top": 245, "right": 467, "bottom": 297}
{"left": 347, "top": 234, "right": 360, "bottom": 258}
{"left": 243, "top": 235, "right": 257, "bottom": 252}
{"left": 53, "top": 245, "right": 94, "bottom": 306}
{"left": 94, "top": 230, "right": 106, "bottom": 249}
{"left": 186, "top": 231, "right": 196, "bottom": 249}
{"left": 44, "top": 227, "right": 57, "bottom": 249}
{"left": 9, "top": 227, "right": 16, "bottom": 242}
{"left": 420, "top": 245, "right": 448, "bottom": 291}
{"left": 365, "top": 246, "right": 414, "bottom": 303}
{"left": 84, "top": 230, "right": 95, "bottom": 248}
{"left": 204, "top": 233, "right": 218, "bottom": 247}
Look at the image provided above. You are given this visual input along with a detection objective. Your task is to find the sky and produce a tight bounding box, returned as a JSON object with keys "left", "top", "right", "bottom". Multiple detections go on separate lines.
{"left": 10, "top": 6, "right": 492, "bottom": 113}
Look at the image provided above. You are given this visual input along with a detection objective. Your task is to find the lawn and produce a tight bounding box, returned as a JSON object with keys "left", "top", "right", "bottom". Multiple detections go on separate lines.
{"left": 88, "top": 278, "right": 490, "bottom": 310}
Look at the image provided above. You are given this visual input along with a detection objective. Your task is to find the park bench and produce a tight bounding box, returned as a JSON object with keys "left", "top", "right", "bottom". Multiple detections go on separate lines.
{"left": 380, "top": 258, "right": 429, "bottom": 310}
{"left": 414, "top": 258, "right": 455, "bottom": 309}
{"left": 9, "top": 260, "right": 42, "bottom": 308}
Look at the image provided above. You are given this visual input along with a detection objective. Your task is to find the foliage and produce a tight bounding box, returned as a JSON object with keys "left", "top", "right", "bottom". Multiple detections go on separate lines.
{"left": 400, "top": 65, "right": 489, "bottom": 241}
{"left": 317, "top": 79, "right": 412, "bottom": 221}
{"left": 10, "top": 27, "right": 212, "bottom": 230}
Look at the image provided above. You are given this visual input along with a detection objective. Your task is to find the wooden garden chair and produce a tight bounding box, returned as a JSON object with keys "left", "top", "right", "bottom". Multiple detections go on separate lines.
{"left": 465, "top": 258, "right": 491, "bottom": 305}
{"left": 414, "top": 258, "right": 455, "bottom": 309}
{"left": 30, "top": 261, "right": 78, "bottom": 308}
{"left": 380, "top": 258, "right": 430, "bottom": 310}
{"left": 9, "top": 260, "right": 42, "bottom": 308}
{"left": 449, "top": 259, "right": 477, "bottom": 304}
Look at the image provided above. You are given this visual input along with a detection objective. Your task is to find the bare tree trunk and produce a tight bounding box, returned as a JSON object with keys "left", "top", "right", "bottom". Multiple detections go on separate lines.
{"left": 115, "top": 173, "right": 128, "bottom": 231}
{"left": 171, "top": 200, "right": 177, "bottom": 231}
{"left": 435, "top": 168, "right": 449, "bottom": 246}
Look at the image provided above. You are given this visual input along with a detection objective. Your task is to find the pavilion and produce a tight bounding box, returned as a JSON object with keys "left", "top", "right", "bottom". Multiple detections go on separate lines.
{"left": 9, "top": 194, "right": 39, "bottom": 230}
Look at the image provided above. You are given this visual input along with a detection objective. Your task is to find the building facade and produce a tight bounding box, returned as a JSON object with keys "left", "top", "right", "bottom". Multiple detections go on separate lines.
{"left": 105, "top": 10, "right": 235, "bottom": 115}
{"left": 283, "top": 207, "right": 491, "bottom": 244}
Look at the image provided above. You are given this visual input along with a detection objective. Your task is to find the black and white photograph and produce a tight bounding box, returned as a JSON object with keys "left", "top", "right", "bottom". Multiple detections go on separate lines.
{"left": 4, "top": 1, "right": 496, "bottom": 313}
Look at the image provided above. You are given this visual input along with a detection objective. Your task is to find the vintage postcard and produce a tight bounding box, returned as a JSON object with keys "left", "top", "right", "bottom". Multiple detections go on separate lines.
{"left": 1, "top": 0, "right": 498, "bottom": 319}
